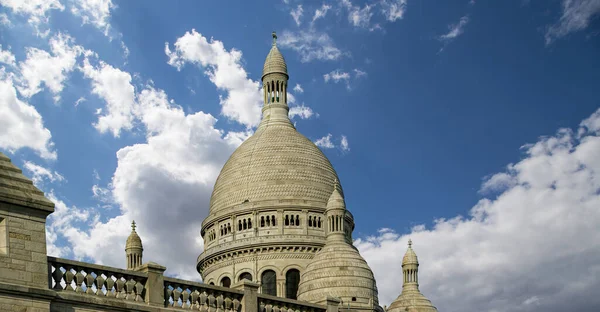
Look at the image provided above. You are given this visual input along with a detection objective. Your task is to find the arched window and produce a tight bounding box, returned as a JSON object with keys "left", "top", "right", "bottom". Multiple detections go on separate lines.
{"left": 248, "top": 218, "right": 252, "bottom": 229}
{"left": 220, "top": 277, "right": 231, "bottom": 288}
{"left": 318, "top": 217, "right": 321, "bottom": 228}
{"left": 296, "top": 215, "right": 300, "bottom": 226}
{"left": 261, "top": 216, "right": 265, "bottom": 227}
{"left": 285, "top": 269, "right": 300, "bottom": 299}
{"left": 285, "top": 215, "right": 289, "bottom": 226}
{"left": 266, "top": 216, "right": 271, "bottom": 226}
{"left": 220, "top": 226, "right": 223, "bottom": 236}
{"left": 290, "top": 215, "right": 295, "bottom": 226}
{"left": 261, "top": 270, "right": 277, "bottom": 296}
{"left": 238, "top": 221, "right": 242, "bottom": 231}
{"left": 271, "top": 215, "right": 276, "bottom": 226}
{"left": 308, "top": 216, "right": 312, "bottom": 227}
{"left": 227, "top": 224, "right": 231, "bottom": 233}
{"left": 239, "top": 272, "right": 253, "bottom": 282}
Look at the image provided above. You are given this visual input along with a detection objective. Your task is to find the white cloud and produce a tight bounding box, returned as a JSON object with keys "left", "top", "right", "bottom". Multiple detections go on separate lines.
{"left": 440, "top": 15, "right": 470, "bottom": 41}
{"left": 341, "top": 0, "right": 374, "bottom": 28}
{"left": 80, "top": 57, "right": 136, "bottom": 136}
{"left": 340, "top": 135, "right": 349, "bottom": 152}
{"left": 70, "top": 0, "right": 115, "bottom": 36}
{"left": 293, "top": 83, "right": 304, "bottom": 93}
{"left": 0, "top": 45, "right": 16, "bottom": 66}
{"left": 22, "top": 161, "right": 64, "bottom": 186}
{"left": 165, "top": 29, "right": 262, "bottom": 128}
{"left": 354, "top": 68, "right": 367, "bottom": 78}
{"left": 312, "top": 4, "right": 332, "bottom": 23}
{"left": 315, "top": 133, "right": 335, "bottom": 148}
{"left": 278, "top": 30, "right": 345, "bottom": 62}
{"left": 74, "top": 96, "right": 86, "bottom": 107}
{"left": 0, "top": 0, "right": 64, "bottom": 36}
{"left": 355, "top": 107, "right": 600, "bottom": 312}
{"left": 17, "top": 33, "right": 86, "bottom": 102}
{"left": 380, "top": 0, "right": 408, "bottom": 22}
{"left": 545, "top": 0, "right": 600, "bottom": 44}
{"left": 289, "top": 104, "right": 314, "bottom": 119}
{"left": 0, "top": 13, "right": 11, "bottom": 26}
{"left": 0, "top": 73, "right": 56, "bottom": 159}
{"left": 291, "top": 5, "right": 303, "bottom": 26}
{"left": 324, "top": 69, "right": 350, "bottom": 83}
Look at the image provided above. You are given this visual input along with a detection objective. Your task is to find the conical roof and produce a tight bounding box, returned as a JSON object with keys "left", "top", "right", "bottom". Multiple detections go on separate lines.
{"left": 262, "top": 32, "right": 288, "bottom": 80}
{"left": 0, "top": 152, "right": 54, "bottom": 212}
{"left": 402, "top": 239, "right": 418, "bottom": 265}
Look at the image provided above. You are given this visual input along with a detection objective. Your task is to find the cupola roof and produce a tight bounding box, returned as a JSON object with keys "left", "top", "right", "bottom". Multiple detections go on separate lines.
{"left": 126, "top": 221, "right": 143, "bottom": 249}
{"left": 402, "top": 239, "right": 419, "bottom": 266}
{"left": 262, "top": 32, "right": 288, "bottom": 80}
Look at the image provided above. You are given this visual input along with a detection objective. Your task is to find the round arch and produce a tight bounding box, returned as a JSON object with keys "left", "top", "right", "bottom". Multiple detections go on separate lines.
{"left": 261, "top": 269, "right": 277, "bottom": 296}
{"left": 216, "top": 273, "right": 233, "bottom": 288}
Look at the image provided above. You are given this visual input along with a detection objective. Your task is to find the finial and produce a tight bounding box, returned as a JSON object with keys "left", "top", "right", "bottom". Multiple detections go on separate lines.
{"left": 131, "top": 220, "right": 136, "bottom": 232}
{"left": 408, "top": 238, "right": 412, "bottom": 248}
{"left": 272, "top": 31, "right": 277, "bottom": 46}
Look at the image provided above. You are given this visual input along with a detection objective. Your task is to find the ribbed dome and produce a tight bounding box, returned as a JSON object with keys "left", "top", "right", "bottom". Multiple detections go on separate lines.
{"left": 126, "top": 221, "right": 143, "bottom": 249}
{"left": 297, "top": 242, "right": 379, "bottom": 305}
{"left": 387, "top": 292, "right": 438, "bottom": 312}
{"left": 403, "top": 241, "right": 418, "bottom": 265}
{"left": 262, "top": 44, "right": 287, "bottom": 79}
{"left": 208, "top": 125, "right": 339, "bottom": 215}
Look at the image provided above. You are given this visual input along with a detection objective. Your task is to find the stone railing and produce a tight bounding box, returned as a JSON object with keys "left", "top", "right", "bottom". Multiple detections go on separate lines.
{"left": 47, "top": 256, "right": 147, "bottom": 302}
{"left": 258, "top": 293, "right": 327, "bottom": 312}
{"left": 164, "top": 276, "right": 244, "bottom": 310}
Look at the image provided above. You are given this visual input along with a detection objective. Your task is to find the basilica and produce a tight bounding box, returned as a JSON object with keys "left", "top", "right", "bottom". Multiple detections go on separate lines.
{"left": 0, "top": 33, "right": 439, "bottom": 312}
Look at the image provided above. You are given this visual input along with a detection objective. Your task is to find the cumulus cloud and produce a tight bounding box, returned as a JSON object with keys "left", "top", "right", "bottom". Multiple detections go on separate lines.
{"left": 380, "top": 0, "right": 408, "bottom": 22}
{"left": 289, "top": 104, "right": 314, "bottom": 120}
{"left": 439, "top": 15, "right": 470, "bottom": 41}
{"left": 0, "top": 73, "right": 56, "bottom": 159}
{"left": 315, "top": 133, "right": 335, "bottom": 149}
{"left": 22, "top": 161, "right": 64, "bottom": 186}
{"left": 278, "top": 30, "right": 345, "bottom": 62}
{"left": 80, "top": 57, "right": 136, "bottom": 136}
{"left": 0, "top": 45, "right": 16, "bottom": 66}
{"left": 165, "top": 29, "right": 262, "bottom": 127}
{"left": 291, "top": 5, "right": 303, "bottom": 26}
{"left": 355, "top": 107, "right": 600, "bottom": 312}
{"left": 70, "top": 0, "right": 115, "bottom": 36}
{"left": 312, "top": 4, "right": 332, "bottom": 23}
{"left": 545, "top": 0, "right": 600, "bottom": 44}
{"left": 324, "top": 69, "right": 352, "bottom": 90}
{"left": 0, "top": 0, "right": 64, "bottom": 36}
{"left": 340, "top": 135, "right": 349, "bottom": 152}
{"left": 17, "top": 33, "right": 86, "bottom": 102}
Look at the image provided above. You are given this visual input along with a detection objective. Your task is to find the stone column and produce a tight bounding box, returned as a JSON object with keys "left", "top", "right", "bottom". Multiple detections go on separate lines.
{"left": 240, "top": 280, "right": 260, "bottom": 312}
{"left": 135, "top": 262, "right": 166, "bottom": 307}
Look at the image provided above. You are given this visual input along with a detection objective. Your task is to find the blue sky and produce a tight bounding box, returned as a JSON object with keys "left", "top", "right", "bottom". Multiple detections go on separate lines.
{"left": 1, "top": 1, "right": 600, "bottom": 311}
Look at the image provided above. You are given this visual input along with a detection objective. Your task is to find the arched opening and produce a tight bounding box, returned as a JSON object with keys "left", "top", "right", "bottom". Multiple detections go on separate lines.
{"left": 209, "top": 282, "right": 215, "bottom": 286}
{"left": 261, "top": 270, "right": 277, "bottom": 296}
{"left": 285, "top": 269, "right": 300, "bottom": 300}
{"left": 239, "top": 272, "right": 253, "bottom": 282}
{"left": 271, "top": 215, "right": 276, "bottom": 226}
{"left": 220, "top": 276, "right": 231, "bottom": 288}
{"left": 248, "top": 218, "right": 252, "bottom": 229}
{"left": 318, "top": 217, "right": 321, "bottom": 228}
{"left": 308, "top": 216, "right": 312, "bottom": 227}
{"left": 238, "top": 221, "right": 242, "bottom": 231}
{"left": 243, "top": 219, "right": 247, "bottom": 230}
{"left": 296, "top": 215, "right": 300, "bottom": 226}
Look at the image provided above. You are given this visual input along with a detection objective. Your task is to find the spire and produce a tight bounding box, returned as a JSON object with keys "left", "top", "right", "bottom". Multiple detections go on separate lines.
{"left": 260, "top": 32, "right": 292, "bottom": 129}
{"left": 126, "top": 220, "right": 143, "bottom": 270}
{"left": 326, "top": 178, "right": 347, "bottom": 242}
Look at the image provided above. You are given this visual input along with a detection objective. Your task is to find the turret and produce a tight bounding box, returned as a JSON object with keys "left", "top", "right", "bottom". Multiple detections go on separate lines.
{"left": 125, "top": 221, "right": 143, "bottom": 270}
{"left": 259, "top": 32, "right": 293, "bottom": 129}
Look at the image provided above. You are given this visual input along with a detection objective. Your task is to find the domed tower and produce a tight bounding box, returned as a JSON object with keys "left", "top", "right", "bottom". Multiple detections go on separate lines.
{"left": 197, "top": 33, "right": 348, "bottom": 299}
{"left": 387, "top": 240, "right": 437, "bottom": 312}
{"left": 297, "top": 182, "right": 381, "bottom": 312}
{"left": 125, "top": 221, "right": 143, "bottom": 270}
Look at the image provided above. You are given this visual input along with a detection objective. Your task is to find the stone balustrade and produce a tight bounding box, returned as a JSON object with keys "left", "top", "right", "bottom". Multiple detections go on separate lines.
{"left": 258, "top": 293, "right": 327, "bottom": 312}
{"left": 47, "top": 256, "right": 147, "bottom": 302}
{"left": 164, "top": 276, "right": 244, "bottom": 310}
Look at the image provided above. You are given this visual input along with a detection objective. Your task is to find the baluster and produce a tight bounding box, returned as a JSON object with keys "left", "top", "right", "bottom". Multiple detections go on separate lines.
{"left": 260, "top": 301, "right": 265, "bottom": 312}
{"left": 85, "top": 272, "right": 95, "bottom": 295}
{"left": 173, "top": 287, "right": 182, "bottom": 308}
{"left": 182, "top": 289, "right": 191, "bottom": 309}
{"left": 125, "top": 278, "right": 136, "bottom": 301}
{"left": 216, "top": 294, "right": 224, "bottom": 312}
{"left": 164, "top": 285, "right": 173, "bottom": 307}
{"left": 75, "top": 271, "right": 85, "bottom": 293}
{"left": 105, "top": 277, "right": 116, "bottom": 297}
{"left": 95, "top": 275, "right": 105, "bottom": 296}
{"left": 51, "top": 266, "right": 64, "bottom": 290}
{"left": 265, "top": 303, "right": 273, "bottom": 312}
{"left": 273, "top": 304, "right": 280, "bottom": 312}
{"left": 135, "top": 281, "right": 144, "bottom": 302}
{"left": 115, "top": 278, "right": 126, "bottom": 299}
{"left": 232, "top": 298, "right": 240, "bottom": 312}
{"left": 199, "top": 291, "right": 209, "bottom": 312}
{"left": 280, "top": 306, "right": 287, "bottom": 312}
{"left": 208, "top": 293, "right": 216, "bottom": 312}
{"left": 191, "top": 290, "right": 200, "bottom": 310}
{"left": 224, "top": 297, "right": 232, "bottom": 312}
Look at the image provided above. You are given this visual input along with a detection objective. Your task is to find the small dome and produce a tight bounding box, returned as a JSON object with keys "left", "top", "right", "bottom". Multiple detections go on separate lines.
{"left": 402, "top": 240, "right": 418, "bottom": 265}
{"left": 262, "top": 33, "right": 287, "bottom": 80}
{"left": 126, "top": 221, "right": 143, "bottom": 249}
{"left": 387, "top": 292, "right": 438, "bottom": 312}
{"left": 296, "top": 242, "right": 379, "bottom": 306}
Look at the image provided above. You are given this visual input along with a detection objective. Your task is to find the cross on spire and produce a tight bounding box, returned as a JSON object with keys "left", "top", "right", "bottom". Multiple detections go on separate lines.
{"left": 131, "top": 220, "right": 136, "bottom": 232}
{"left": 408, "top": 238, "right": 412, "bottom": 248}
{"left": 272, "top": 31, "right": 277, "bottom": 46}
